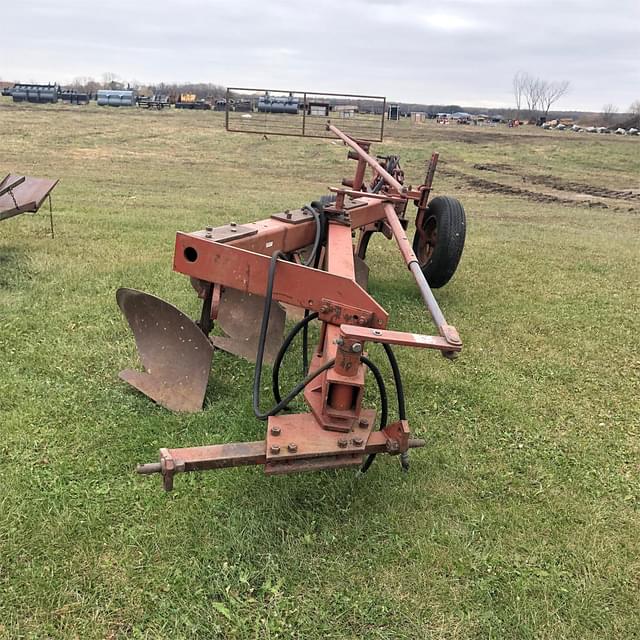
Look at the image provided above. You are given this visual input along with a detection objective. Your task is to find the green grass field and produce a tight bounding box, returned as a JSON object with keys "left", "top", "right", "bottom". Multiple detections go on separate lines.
{"left": 1, "top": 102, "right": 639, "bottom": 639}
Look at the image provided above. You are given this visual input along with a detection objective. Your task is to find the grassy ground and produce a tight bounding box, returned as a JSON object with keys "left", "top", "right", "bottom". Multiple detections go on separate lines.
{"left": 1, "top": 102, "right": 639, "bottom": 639}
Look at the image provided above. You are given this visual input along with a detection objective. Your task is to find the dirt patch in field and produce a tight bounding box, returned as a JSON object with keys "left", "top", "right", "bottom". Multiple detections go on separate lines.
{"left": 473, "top": 163, "right": 640, "bottom": 202}
{"left": 440, "top": 166, "right": 610, "bottom": 208}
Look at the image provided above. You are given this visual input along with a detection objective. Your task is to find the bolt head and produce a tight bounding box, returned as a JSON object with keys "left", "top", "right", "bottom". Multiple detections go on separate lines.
{"left": 270, "top": 444, "right": 281, "bottom": 455}
{"left": 286, "top": 212, "right": 292, "bottom": 219}
{"left": 351, "top": 342, "right": 362, "bottom": 353}
{"left": 270, "top": 426, "right": 281, "bottom": 436}
{"left": 358, "top": 418, "right": 369, "bottom": 428}
{"left": 287, "top": 442, "right": 298, "bottom": 453}
{"left": 337, "top": 438, "right": 348, "bottom": 448}
{"left": 230, "top": 221, "right": 237, "bottom": 227}
{"left": 353, "top": 436, "right": 364, "bottom": 446}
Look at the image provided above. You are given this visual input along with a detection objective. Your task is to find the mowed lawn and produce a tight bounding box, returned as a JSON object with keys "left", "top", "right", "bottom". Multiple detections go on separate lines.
{"left": 1, "top": 102, "right": 639, "bottom": 639}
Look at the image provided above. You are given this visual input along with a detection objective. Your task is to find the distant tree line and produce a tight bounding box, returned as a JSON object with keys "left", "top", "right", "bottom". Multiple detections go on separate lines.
{"left": 62, "top": 72, "right": 226, "bottom": 99}
{"left": 600, "top": 100, "right": 640, "bottom": 128}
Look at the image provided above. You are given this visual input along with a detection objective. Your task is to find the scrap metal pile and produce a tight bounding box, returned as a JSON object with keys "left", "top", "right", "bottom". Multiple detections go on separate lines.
{"left": 118, "top": 110, "right": 466, "bottom": 491}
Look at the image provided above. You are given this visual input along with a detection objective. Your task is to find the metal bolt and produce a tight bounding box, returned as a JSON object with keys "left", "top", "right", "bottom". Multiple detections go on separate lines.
{"left": 205, "top": 226, "right": 213, "bottom": 232}
{"left": 337, "top": 438, "right": 348, "bottom": 448}
{"left": 286, "top": 211, "right": 292, "bottom": 220}
{"left": 270, "top": 444, "right": 281, "bottom": 455}
{"left": 372, "top": 329, "right": 382, "bottom": 336}
{"left": 205, "top": 233, "right": 212, "bottom": 239}
{"left": 270, "top": 426, "right": 281, "bottom": 436}
{"left": 230, "top": 221, "right": 237, "bottom": 227}
{"left": 358, "top": 418, "right": 369, "bottom": 428}
{"left": 287, "top": 442, "right": 298, "bottom": 453}
{"left": 351, "top": 342, "right": 362, "bottom": 353}
{"left": 353, "top": 436, "right": 364, "bottom": 446}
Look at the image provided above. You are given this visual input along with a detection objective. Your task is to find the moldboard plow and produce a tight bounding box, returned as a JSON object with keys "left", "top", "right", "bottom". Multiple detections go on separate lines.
{"left": 120, "top": 91, "right": 466, "bottom": 490}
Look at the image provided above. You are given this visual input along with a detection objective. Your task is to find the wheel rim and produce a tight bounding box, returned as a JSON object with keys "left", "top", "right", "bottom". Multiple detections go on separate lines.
{"left": 416, "top": 215, "right": 438, "bottom": 265}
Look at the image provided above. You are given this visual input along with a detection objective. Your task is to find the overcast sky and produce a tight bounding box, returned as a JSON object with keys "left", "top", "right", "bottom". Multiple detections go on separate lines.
{"left": 2, "top": 0, "right": 638, "bottom": 111}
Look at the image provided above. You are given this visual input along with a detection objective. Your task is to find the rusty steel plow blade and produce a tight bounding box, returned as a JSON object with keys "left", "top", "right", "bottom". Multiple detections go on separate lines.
{"left": 213, "top": 287, "right": 285, "bottom": 364}
{"left": 116, "top": 288, "right": 214, "bottom": 412}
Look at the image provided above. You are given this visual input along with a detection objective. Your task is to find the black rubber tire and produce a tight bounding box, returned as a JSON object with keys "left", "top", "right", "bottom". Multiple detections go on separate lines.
{"left": 413, "top": 195, "right": 466, "bottom": 288}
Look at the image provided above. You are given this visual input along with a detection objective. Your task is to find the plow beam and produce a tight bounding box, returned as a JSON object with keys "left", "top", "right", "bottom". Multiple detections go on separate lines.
{"left": 137, "top": 430, "right": 426, "bottom": 490}
{"left": 173, "top": 231, "right": 389, "bottom": 328}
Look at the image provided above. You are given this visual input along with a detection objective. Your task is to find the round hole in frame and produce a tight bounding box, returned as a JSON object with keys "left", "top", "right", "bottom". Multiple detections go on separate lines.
{"left": 184, "top": 247, "right": 198, "bottom": 262}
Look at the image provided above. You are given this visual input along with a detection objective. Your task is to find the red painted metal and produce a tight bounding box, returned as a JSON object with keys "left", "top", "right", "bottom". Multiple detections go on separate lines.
{"left": 173, "top": 231, "right": 389, "bottom": 328}
{"left": 127, "top": 123, "right": 463, "bottom": 488}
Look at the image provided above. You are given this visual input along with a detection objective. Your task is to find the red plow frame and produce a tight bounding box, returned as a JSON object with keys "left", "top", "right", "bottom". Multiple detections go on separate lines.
{"left": 125, "top": 123, "right": 465, "bottom": 490}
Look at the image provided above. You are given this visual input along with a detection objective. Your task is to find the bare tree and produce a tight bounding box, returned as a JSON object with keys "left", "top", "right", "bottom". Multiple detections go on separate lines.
{"left": 601, "top": 103, "right": 619, "bottom": 126}
{"left": 515, "top": 72, "right": 570, "bottom": 119}
{"left": 627, "top": 100, "right": 640, "bottom": 127}
{"left": 538, "top": 80, "right": 570, "bottom": 117}
{"left": 101, "top": 72, "right": 122, "bottom": 90}
{"left": 523, "top": 74, "right": 543, "bottom": 115}
{"left": 513, "top": 71, "right": 526, "bottom": 118}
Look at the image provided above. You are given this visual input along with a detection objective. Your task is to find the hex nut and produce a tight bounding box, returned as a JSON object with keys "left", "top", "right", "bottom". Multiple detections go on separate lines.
{"left": 270, "top": 444, "right": 281, "bottom": 455}
{"left": 353, "top": 436, "right": 364, "bottom": 446}
{"left": 270, "top": 426, "right": 281, "bottom": 436}
{"left": 287, "top": 442, "right": 298, "bottom": 453}
{"left": 338, "top": 438, "right": 348, "bottom": 448}
{"left": 358, "top": 418, "right": 369, "bottom": 428}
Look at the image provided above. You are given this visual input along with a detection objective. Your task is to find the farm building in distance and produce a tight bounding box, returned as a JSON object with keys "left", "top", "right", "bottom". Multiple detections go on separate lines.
{"left": 306, "top": 101, "right": 330, "bottom": 117}
{"left": 334, "top": 104, "right": 357, "bottom": 119}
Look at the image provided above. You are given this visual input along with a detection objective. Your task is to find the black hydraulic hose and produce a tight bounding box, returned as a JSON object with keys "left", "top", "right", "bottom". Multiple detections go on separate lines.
{"left": 301, "top": 203, "right": 325, "bottom": 376}
{"left": 302, "top": 310, "right": 310, "bottom": 377}
{"left": 252, "top": 250, "right": 335, "bottom": 420}
{"left": 255, "top": 358, "right": 336, "bottom": 421}
{"left": 382, "top": 343, "right": 406, "bottom": 420}
{"left": 272, "top": 311, "right": 319, "bottom": 404}
{"left": 360, "top": 343, "right": 406, "bottom": 474}
{"left": 382, "top": 342, "right": 409, "bottom": 471}
{"left": 301, "top": 205, "right": 322, "bottom": 267}
{"left": 371, "top": 156, "right": 398, "bottom": 194}
{"left": 360, "top": 356, "right": 389, "bottom": 458}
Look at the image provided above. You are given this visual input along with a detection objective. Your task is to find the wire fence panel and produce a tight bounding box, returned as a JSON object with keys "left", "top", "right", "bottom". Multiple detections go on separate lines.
{"left": 225, "top": 88, "right": 386, "bottom": 142}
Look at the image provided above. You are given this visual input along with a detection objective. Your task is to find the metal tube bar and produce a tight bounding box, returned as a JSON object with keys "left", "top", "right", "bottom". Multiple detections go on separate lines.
{"left": 136, "top": 436, "right": 426, "bottom": 477}
{"left": 382, "top": 203, "right": 454, "bottom": 340}
{"left": 327, "top": 124, "right": 404, "bottom": 193}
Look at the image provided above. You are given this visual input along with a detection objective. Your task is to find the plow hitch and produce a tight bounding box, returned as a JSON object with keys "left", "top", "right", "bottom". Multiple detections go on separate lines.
{"left": 118, "top": 105, "right": 466, "bottom": 486}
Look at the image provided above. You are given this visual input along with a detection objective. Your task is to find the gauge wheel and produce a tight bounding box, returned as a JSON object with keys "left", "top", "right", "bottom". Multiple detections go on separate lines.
{"left": 413, "top": 195, "right": 466, "bottom": 288}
